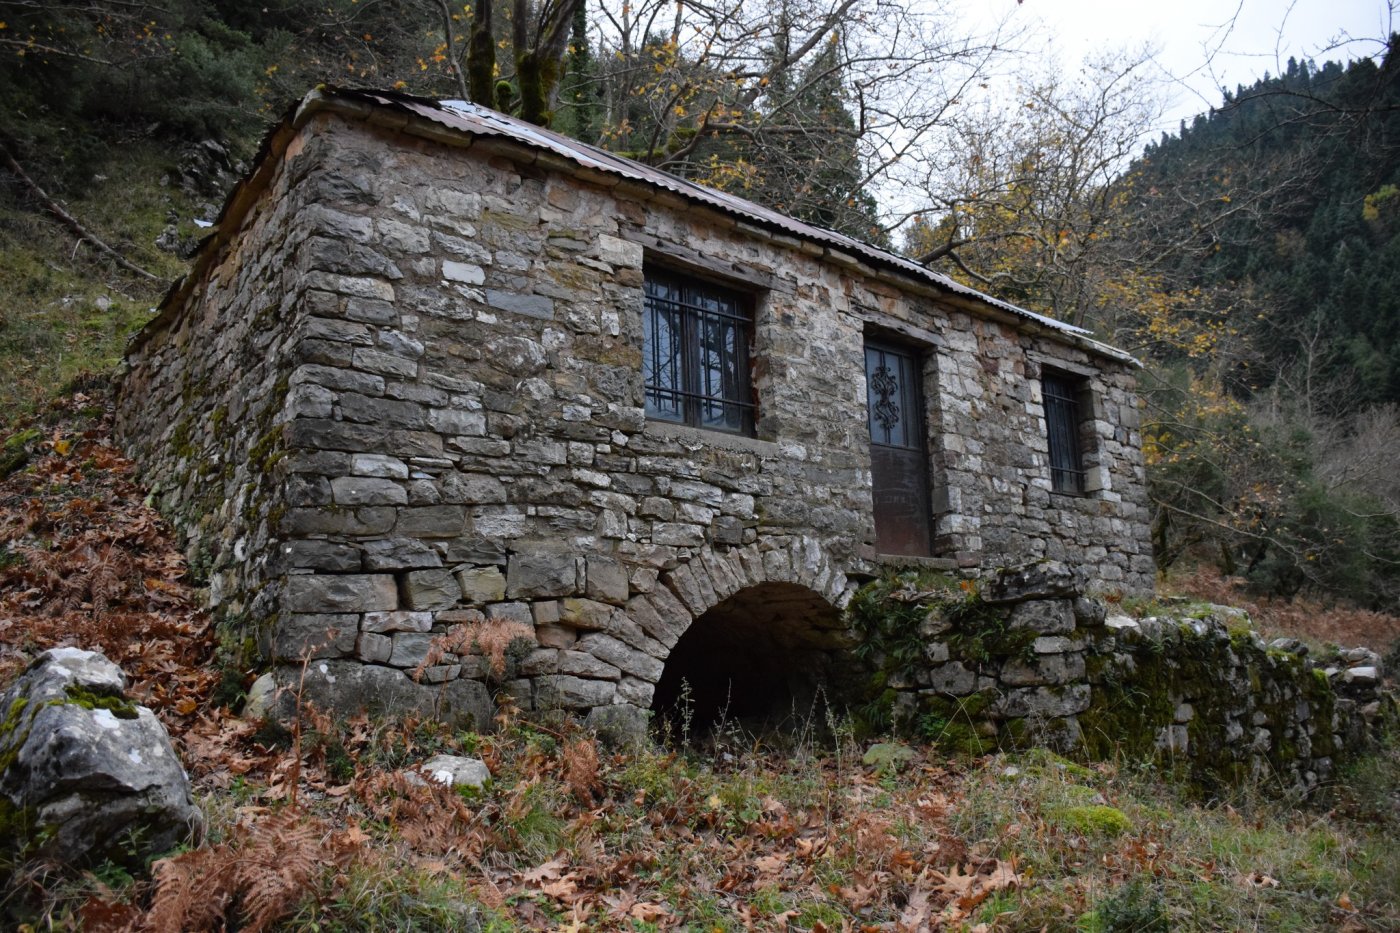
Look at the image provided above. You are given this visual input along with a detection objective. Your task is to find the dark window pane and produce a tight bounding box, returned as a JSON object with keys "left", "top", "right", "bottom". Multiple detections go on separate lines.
{"left": 643, "top": 270, "right": 753, "bottom": 434}
{"left": 644, "top": 296, "right": 684, "bottom": 422}
{"left": 1044, "top": 374, "right": 1085, "bottom": 494}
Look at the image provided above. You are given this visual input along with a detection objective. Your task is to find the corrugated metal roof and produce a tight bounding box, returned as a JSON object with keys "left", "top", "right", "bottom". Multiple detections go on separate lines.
{"left": 324, "top": 88, "right": 1094, "bottom": 339}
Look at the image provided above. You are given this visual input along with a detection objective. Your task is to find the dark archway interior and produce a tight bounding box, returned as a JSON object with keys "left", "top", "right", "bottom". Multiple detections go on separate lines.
{"left": 651, "top": 582, "right": 863, "bottom": 737}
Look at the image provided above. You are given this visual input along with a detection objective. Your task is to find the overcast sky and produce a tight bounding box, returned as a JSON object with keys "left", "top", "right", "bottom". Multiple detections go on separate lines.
{"left": 961, "top": 0, "right": 1395, "bottom": 131}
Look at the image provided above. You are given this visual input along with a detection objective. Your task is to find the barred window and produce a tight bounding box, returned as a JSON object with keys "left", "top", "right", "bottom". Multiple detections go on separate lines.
{"left": 643, "top": 270, "right": 755, "bottom": 435}
{"left": 1043, "top": 373, "right": 1087, "bottom": 494}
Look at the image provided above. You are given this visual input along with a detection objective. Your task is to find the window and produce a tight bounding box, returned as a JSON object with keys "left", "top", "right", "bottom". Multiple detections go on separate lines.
{"left": 865, "top": 340, "right": 933, "bottom": 556}
{"left": 1043, "top": 372, "right": 1087, "bottom": 494}
{"left": 643, "top": 269, "right": 755, "bottom": 435}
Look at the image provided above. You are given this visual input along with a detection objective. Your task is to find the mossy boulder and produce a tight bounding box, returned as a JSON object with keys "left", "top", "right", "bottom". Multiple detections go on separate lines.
{"left": 0, "top": 648, "right": 201, "bottom": 872}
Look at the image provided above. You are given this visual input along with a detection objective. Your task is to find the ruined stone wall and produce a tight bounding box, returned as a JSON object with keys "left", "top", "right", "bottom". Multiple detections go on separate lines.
{"left": 118, "top": 106, "right": 1155, "bottom": 731}
{"left": 865, "top": 563, "right": 1391, "bottom": 795}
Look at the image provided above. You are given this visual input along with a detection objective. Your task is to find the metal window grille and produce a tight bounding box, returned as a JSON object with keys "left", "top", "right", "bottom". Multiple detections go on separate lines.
{"left": 643, "top": 271, "right": 755, "bottom": 435}
{"left": 1043, "top": 374, "right": 1086, "bottom": 494}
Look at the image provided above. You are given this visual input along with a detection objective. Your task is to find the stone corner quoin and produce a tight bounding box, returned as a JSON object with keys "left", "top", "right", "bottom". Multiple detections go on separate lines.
{"left": 113, "top": 90, "right": 1155, "bottom": 731}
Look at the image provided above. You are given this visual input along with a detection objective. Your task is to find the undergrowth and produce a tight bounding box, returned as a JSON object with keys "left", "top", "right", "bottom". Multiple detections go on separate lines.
{"left": 1, "top": 402, "right": 1396, "bottom": 931}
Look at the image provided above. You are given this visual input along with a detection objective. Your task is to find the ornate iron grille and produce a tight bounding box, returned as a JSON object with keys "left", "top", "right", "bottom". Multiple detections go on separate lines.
{"left": 643, "top": 271, "right": 755, "bottom": 435}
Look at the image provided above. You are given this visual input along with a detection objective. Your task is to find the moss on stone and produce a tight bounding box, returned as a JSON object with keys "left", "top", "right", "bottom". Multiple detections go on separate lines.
{"left": 248, "top": 425, "right": 284, "bottom": 475}
{"left": 0, "top": 695, "right": 33, "bottom": 774}
{"left": 61, "top": 684, "right": 139, "bottom": 719}
{"left": 170, "top": 417, "right": 196, "bottom": 460}
{"left": 1054, "top": 804, "right": 1133, "bottom": 836}
{"left": 0, "top": 428, "right": 42, "bottom": 478}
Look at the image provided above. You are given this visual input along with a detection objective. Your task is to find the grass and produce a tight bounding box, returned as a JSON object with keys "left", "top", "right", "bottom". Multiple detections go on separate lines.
{"left": 0, "top": 141, "right": 196, "bottom": 423}
{"left": 11, "top": 705, "right": 1394, "bottom": 931}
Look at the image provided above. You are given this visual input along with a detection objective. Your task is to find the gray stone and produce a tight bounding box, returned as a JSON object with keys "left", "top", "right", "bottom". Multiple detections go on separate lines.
{"left": 361, "top": 610, "right": 434, "bottom": 633}
{"left": 291, "top": 660, "right": 492, "bottom": 727}
{"left": 430, "top": 408, "right": 487, "bottom": 436}
{"left": 989, "top": 685, "right": 1092, "bottom": 719}
{"left": 242, "top": 672, "right": 279, "bottom": 720}
{"left": 357, "top": 632, "right": 393, "bottom": 663}
{"left": 652, "top": 522, "right": 705, "bottom": 547}
{"left": 586, "top": 704, "right": 649, "bottom": 747}
{"left": 395, "top": 505, "right": 468, "bottom": 538}
{"left": 1345, "top": 666, "right": 1380, "bottom": 686}
{"left": 485, "top": 288, "right": 554, "bottom": 319}
{"left": 352, "top": 453, "right": 410, "bottom": 478}
{"left": 419, "top": 754, "right": 491, "bottom": 788}
{"left": 1072, "top": 597, "right": 1106, "bottom": 626}
{"left": 284, "top": 574, "right": 398, "bottom": 613}
{"left": 401, "top": 568, "right": 460, "bottom": 610}
{"left": 558, "top": 650, "right": 622, "bottom": 679}
{"left": 332, "top": 475, "right": 408, "bottom": 506}
{"left": 544, "top": 675, "right": 617, "bottom": 709}
{"left": 926, "top": 662, "right": 977, "bottom": 695}
{"left": 277, "top": 539, "right": 361, "bottom": 573}
{"left": 998, "top": 652, "right": 1084, "bottom": 687}
{"left": 388, "top": 632, "right": 444, "bottom": 668}
{"left": 282, "top": 506, "right": 396, "bottom": 536}
{"left": 441, "top": 472, "right": 507, "bottom": 504}
{"left": 0, "top": 649, "right": 200, "bottom": 867}
{"left": 558, "top": 597, "right": 614, "bottom": 630}
{"left": 457, "top": 566, "right": 507, "bottom": 603}
{"left": 576, "top": 633, "right": 664, "bottom": 682}
{"left": 442, "top": 260, "right": 486, "bottom": 284}
{"left": 507, "top": 551, "right": 578, "bottom": 599}
{"left": 982, "top": 561, "right": 1084, "bottom": 604}
{"left": 363, "top": 537, "right": 442, "bottom": 570}
{"left": 273, "top": 613, "right": 358, "bottom": 660}
{"left": 585, "top": 556, "right": 630, "bottom": 605}
{"left": 1006, "top": 599, "right": 1076, "bottom": 635}
{"left": 486, "top": 602, "right": 534, "bottom": 624}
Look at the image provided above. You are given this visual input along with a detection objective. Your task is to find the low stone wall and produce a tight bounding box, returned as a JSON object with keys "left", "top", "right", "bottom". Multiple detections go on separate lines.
{"left": 860, "top": 562, "right": 1392, "bottom": 794}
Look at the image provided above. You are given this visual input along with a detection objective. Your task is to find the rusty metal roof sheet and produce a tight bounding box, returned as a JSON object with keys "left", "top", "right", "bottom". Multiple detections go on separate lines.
{"left": 320, "top": 88, "right": 1094, "bottom": 339}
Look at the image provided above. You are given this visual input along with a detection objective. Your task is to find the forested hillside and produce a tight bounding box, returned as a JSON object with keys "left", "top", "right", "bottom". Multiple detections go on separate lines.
{"left": 1117, "top": 50, "right": 1400, "bottom": 609}
{"left": 2, "top": 0, "right": 1399, "bottom": 611}
{"left": 1133, "top": 50, "right": 1400, "bottom": 404}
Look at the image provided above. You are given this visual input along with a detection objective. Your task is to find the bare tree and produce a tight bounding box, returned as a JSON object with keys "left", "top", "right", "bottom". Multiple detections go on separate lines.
{"left": 902, "top": 49, "right": 1164, "bottom": 325}
{"left": 583, "top": 0, "right": 1015, "bottom": 235}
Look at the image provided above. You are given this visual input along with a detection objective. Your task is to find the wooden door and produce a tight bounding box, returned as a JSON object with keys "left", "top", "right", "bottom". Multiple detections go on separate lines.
{"left": 865, "top": 341, "right": 932, "bottom": 556}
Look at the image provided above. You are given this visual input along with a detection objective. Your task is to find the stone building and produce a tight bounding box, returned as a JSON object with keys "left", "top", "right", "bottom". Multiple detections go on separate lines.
{"left": 116, "top": 87, "right": 1153, "bottom": 733}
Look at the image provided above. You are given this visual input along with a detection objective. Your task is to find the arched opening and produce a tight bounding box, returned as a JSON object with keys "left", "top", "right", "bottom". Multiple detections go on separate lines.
{"left": 650, "top": 581, "right": 864, "bottom": 738}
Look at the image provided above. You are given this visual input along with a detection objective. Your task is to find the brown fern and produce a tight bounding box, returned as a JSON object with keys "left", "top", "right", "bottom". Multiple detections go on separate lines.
{"left": 412, "top": 617, "right": 536, "bottom": 681}
{"left": 139, "top": 811, "right": 334, "bottom": 932}
{"left": 563, "top": 737, "right": 601, "bottom": 805}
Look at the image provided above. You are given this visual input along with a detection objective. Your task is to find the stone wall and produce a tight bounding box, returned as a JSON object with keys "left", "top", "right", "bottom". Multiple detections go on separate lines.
{"left": 864, "top": 563, "right": 1391, "bottom": 794}
{"left": 116, "top": 95, "right": 1154, "bottom": 731}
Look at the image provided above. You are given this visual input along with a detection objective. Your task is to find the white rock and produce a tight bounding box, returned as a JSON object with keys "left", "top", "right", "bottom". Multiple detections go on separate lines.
{"left": 418, "top": 754, "right": 490, "bottom": 789}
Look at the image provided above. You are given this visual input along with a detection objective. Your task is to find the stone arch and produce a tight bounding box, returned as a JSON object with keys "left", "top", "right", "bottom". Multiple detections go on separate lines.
{"left": 584, "top": 535, "right": 863, "bottom": 733}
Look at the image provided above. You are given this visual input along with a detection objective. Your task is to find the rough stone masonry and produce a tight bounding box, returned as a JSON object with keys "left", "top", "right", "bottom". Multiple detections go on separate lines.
{"left": 115, "top": 88, "right": 1154, "bottom": 734}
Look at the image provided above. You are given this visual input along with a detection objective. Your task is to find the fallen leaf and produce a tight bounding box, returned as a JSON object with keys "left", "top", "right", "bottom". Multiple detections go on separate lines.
{"left": 630, "top": 901, "right": 671, "bottom": 922}
{"left": 541, "top": 876, "right": 579, "bottom": 900}
{"left": 521, "top": 856, "right": 567, "bottom": 884}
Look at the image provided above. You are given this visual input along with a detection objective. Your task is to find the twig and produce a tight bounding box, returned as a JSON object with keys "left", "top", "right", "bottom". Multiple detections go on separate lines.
{"left": 0, "top": 137, "right": 160, "bottom": 282}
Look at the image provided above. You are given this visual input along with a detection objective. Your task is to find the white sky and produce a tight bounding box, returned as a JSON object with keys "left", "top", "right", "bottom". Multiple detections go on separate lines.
{"left": 959, "top": 0, "right": 1394, "bottom": 132}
